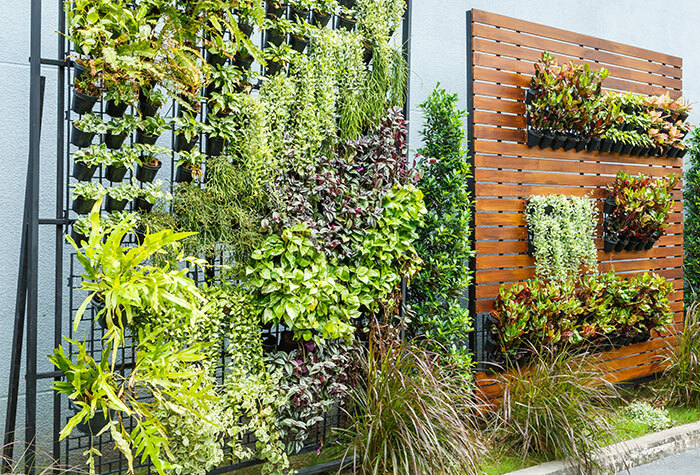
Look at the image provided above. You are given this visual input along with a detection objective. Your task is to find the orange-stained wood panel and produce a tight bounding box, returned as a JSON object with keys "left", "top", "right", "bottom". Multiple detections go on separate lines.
{"left": 467, "top": 10, "right": 684, "bottom": 385}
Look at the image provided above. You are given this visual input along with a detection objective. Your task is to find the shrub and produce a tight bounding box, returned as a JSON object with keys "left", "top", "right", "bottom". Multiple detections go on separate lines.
{"left": 656, "top": 303, "right": 700, "bottom": 406}
{"left": 408, "top": 85, "right": 475, "bottom": 366}
{"left": 622, "top": 402, "right": 671, "bottom": 432}
{"left": 488, "top": 346, "right": 619, "bottom": 471}
{"left": 341, "top": 325, "right": 486, "bottom": 474}
{"left": 526, "top": 194, "right": 598, "bottom": 281}
{"left": 685, "top": 128, "right": 700, "bottom": 301}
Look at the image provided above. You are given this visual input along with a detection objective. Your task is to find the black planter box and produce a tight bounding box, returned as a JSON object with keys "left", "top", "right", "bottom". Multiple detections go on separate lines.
{"left": 240, "top": 24, "right": 254, "bottom": 38}
{"left": 135, "top": 163, "right": 161, "bottom": 183}
{"left": 207, "top": 136, "right": 225, "bottom": 156}
{"left": 614, "top": 236, "right": 628, "bottom": 252}
{"left": 175, "top": 165, "right": 194, "bottom": 183}
{"left": 206, "top": 51, "right": 228, "bottom": 67}
{"left": 603, "top": 235, "right": 618, "bottom": 253}
{"left": 539, "top": 133, "right": 554, "bottom": 149}
{"left": 266, "top": 1, "right": 287, "bottom": 18}
{"left": 525, "top": 88, "right": 537, "bottom": 104}
{"left": 668, "top": 147, "right": 680, "bottom": 158}
{"left": 105, "top": 164, "right": 127, "bottom": 182}
{"left": 339, "top": 0, "right": 356, "bottom": 7}
{"left": 678, "top": 148, "right": 688, "bottom": 158}
{"left": 234, "top": 54, "right": 254, "bottom": 70}
{"left": 105, "top": 195, "right": 128, "bottom": 212}
{"left": 136, "top": 130, "right": 159, "bottom": 145}
{"left": 603, "top": 197, "right": 616, "bottom": 214}
{"left": 105, "top": 132, "right": 127, "bottom": 150}
{"left": 72, "top": 196, "right": 97, "bottom": 215}
{"left": 625, "top": 237, "right": 637, "bottom": 251}
{"left": 71, "top": 228, "right": 87, "bottom": 246}
{"left": 563, "top": 135, "right": 578, "bottom": 151}
{"left": 73, "top": 61, "right": 89, "bottom": 83}
{"left": 289, "top": 6, "right": 309, "bottom": 21}
{"left": 175, "top": 134, "right": 198, "bottom": 152}
{"left": 551, "top": 134, "right": 566, "bottom": 151}
{"left": 635, "top": 239, "right": 646, "bottom": 251}
{"left": 138, "top": 93, "right": 161, "bottom": 117}
{"left": 337, "top": 16, "right": 356, "bottom": 31}
{"left": 133, "top": 196, "right": 154, "bottom": 212}
{"left": 265, "top": 31, "right": 286, "bottom": 48}
{"left": 72, "top": 161, "right": 97, "bottom": 181}
{"left": 312, "top": 10, "right": 331, "bottom": 27}
{"left": 630, "top": 145, "right": 642, "bottom": 156}
{"left": 621, "top": 143, "right": 633, "bottom": 155}
{"left": 645, "top": 237, "right": 656, "bottom": 250}
{"left": 600, "top": 139, "right": 613, "bottom": 153}
{"left": 71, "top": 125, "right": 95, "bottom": 148}
{"left": 290, "top": 35, "right": 309, "bottom": 53}
{"left": 575, "top": 137, "right": 589, "bottom": 152}
{"left": 105, "top": 99, "right": 128, "bottom": 118}
{"left": 527, "top": 129, "right": 542, "bottom": 148}
{"left": 588, "top": 137, "right": 602, "bottom": 152}
{"left": 72, "top": 90, "right": 98, "bottom": 115}
{"left": 611, "top": 141, "right": 623, "bottom": 154}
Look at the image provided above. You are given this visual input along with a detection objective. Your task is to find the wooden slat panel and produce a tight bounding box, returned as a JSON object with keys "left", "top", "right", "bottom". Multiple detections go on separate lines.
{"left": 475, "top": 183, "right": 683, "bottom": 201}
{"left": 475, "top": 211, "right": 682, "bottom": 227}
{"left": 471, "top": 23, "right": 682, "bottom": 79}
{"left": 473, "top": 96, "right": 525, "bottom": 114}
{"left": 475, "top": 199, "right": 683, "bottom": 213}
{"left": 471, "top": 9, "right": 682, "bottom": 67}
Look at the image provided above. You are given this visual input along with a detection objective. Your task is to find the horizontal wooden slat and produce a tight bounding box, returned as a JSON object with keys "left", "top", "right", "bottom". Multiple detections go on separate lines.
{"left": 475, "top": 183, "right": 683, "bottom": 201}
{"left": 473, "top": 126, "right": 525, "bottom": 142}
{"left": 473, "top": 96, "right": 525, "bottom": 114}
{"left": 471, "top": 9, "right": 682, "bottom": 67}
{"left": 474, "top": 141, "right": 684, "bottom": 168}
{"left": 475, "top": 199, "right": 683, "bottom": 213}
{"left": 473, "top": 81, "right": 523, "bottom": 100}
{"left": 471, "top": 23, "right": 681, "bottom": 79}
{"left": 472, "top": 35, "right": 682, "bottom": 89}
{"left": 475, "top": 211, "right": 682, "bottom": 227}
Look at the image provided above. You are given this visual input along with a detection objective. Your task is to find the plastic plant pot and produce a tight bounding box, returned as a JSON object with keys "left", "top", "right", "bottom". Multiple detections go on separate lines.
{"left": 138, "top": 92, "right": 161, "bottom": 117}
{"left": 600, "top": 139, "right": 613, "bottom": 153}
{"left": 539, "top": 133, "right": 554, "bottom": 149}
{"left": 526, "top": 129, "right": 542, "bottom": 148}
{"left": 614, "top": 236, "right": 628, "bottom": 252}
{"left": 587, "top": 137, "right": 602, "bottom": 152}
{"left": 603, "top": 197, "right": 616, "bottom": 214}
{"left": 563, "top": 135, "right": 578, "bottom": 151}
{"left": 265, "top": 31, "right": 285, "bottom": 48}
{"left": 611, "top": 141, "right": 623, "bottom": 154}
{"left": 290, "top": 35, "right": 309, "bottom": 53}
{"left": 72, "top": 90, "right": 98, "bottom": 115}
{"left": 575, "top": 137, "right": 589, "bottom": 152}
{"left": 135, "top": 163, "right": 161, "bottom": 183}
{"left": 72, "top": 161, "right": 97, "bottom": 181}
{"left": 621, "top": 143, "right": 633, "bottom": 155}
{"left": 135, "top": 130, "right": 159, "bottom": 145}
{"left": 525, "top": 88, "right": 537, "bottom": 104}
{"left": 73, "top": 61, "right": 89, "bottom": 83}
{"left": 206, "top": 51, "right": 227, "bottom": 67}
{"left": 105, "top": 164, "right": 127, "bottom": 182}
{"left": 337, "top": 16, "right": 356, "bottom": 31}
{"left": 289, "top": 6, "right": 309, "bottom": 21}
{"left": 71, "top": 124, "right": 95, "bottom": 148}
{"left": 133, "top": 196, "right": 154, "bottom": 212}
{"left": 72, "top": 196, "right": 97, "bottom": 215}
{"left": 603, "top": 235, "right": 618, "bottom": 253}
{"left": 105, "top": 132, "right": 127, "bottom": 150}
{"left": 175, "top": 134, "right": 198, "bottom": 153}
{"left": 105, "top": 195, "right": 128, "bottom": 212}
{"left": 312, "top": 10, "right": 331, "bottom": 27}
{"left": 105, "top": 99, "right": 128, "bottom": 118}
{"left": 624, "top": 238, "right": 637, "bottom": 251}
{"left": 207, "top": 136, "right": 225, "bottom": 157}
{"left": 71, "top": 402, "right": 110, "bottom": 436}
{"left": 71, "top": 228, "right": 87, "bottom": 246}
{"left": 551, "top": 134, "right": 566, "bottom": 151}
{"left": 233, "top": 54, "right": 254, "bottom": 70}
{"left": 175, "top": 165, "right": 194, "bottom": 183}
{"left": 266, "top": 1, "right": 287, "bottom": 18}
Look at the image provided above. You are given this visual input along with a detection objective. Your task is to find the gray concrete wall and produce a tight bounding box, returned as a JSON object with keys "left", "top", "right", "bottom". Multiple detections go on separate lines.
{"left": 0, "top": 0, "right": 699, "bottom": 458}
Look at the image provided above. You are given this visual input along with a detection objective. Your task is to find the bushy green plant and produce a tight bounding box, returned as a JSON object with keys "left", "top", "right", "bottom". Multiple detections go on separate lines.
{"left": 526, "top": 194, "right": 598, "bottom": 281}
{"left": 74, "top": 113, "right": 107, "bottom": 134}
{"left": 488, "top": 345, "right": 619, "bottom": 471}
{"left": 408, "top": 85, "right": 474, "bottom": 366}
{"left": 685, "top": 129, "right": 700, "bottom": 300}
{"left": 73, "top": 182, "right": 106, "bottom": 200}
{"left": 73, "top": 144, "right": 111, "bottom": 167}
{"left": 622, "top": 402, "right": 671, "bottom": 432}
{"left": 106, "top": 181, "right": 138, "bottom": 201}
{"left": 341, "top": 325, "right": 486, "bottom": 474}
{"left": 491, "top": 272, "right": 674, "bottom": 358}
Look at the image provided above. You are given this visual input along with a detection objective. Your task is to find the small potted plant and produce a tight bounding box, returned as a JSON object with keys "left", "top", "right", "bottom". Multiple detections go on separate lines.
{"left": 311, "top": 0, "right": 335, "bottom": 27}
{"left": 72, "top": 144, "right": 109, "bottom": 181}
{"left": 105, "top": 182, "right": 138, "bottom": 212}
{"left": 138, "top": 86, "right": 166, "bottom": 118}
{"left": 206, "top": 36, "right": 236, "bottom": 66}
{"left": 72, "top": 113, "right": 106, "bottom": 148}
{"left": 104, "top": 146, "right": 138, "bottom": 182}
{"left": 266, "top": 0, "right": 288, "bottom": 18}
{"left": 72, "top": 182, "right": 105, "bottom": 214}
{"left": 104, "top": 84, "right": 136, "bottom": 118}
{"left": 337, "top": 12, "right": 356, "bottom": 31}
{"left": 176, "top": 150, "right": 206, "bottom": 183}
{"left": 289, "top": 22, "right": 310, "bottom": 53}
{"left": 289, "top": 0, "right": 311, "bottom": 22}
{"left": 133, "top": 144, "right": 168, "bottom": 183}
{"left": 206, "top": 115, "right": 236, "bottom": 156}
{"left": 71, "top": 215, "right": 92, "bottom": 246}
{"left": 105, "top": 114, "right": 137, "bottom": 150}
{"left": 173, "top": 114, "right": 208, "bottom": 152}
{"left": 134, "top": 180, "right": 170, "bottom": 212}
{"left": 233, "top": 47, "right": 255, "bottom": 71}
{"left": 136, "top": 115, "right": 168, "bottom": 145}
{"left": 265, "top": 18, "right": 292, "bottom": 48}
{"left": 263, "top": 43, "right": 294, "bottom": 75}
{"left": 72, "top": 76, "right": 101, "bottom": 115}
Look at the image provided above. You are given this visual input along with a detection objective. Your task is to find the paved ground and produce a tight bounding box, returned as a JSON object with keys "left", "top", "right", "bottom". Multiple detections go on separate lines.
{"left": 618, "top": 446, "right": 700, "bottom": 474}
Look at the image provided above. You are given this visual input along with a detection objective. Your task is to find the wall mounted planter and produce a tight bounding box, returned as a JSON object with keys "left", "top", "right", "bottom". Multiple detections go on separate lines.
{"left": 71, "top": 90, "right": 98, "bottom": 115}
{"left": 133, "top": 196, "right": 154, "bottom": 212}
{"left": 312, "top": 10, "right": 331, "bottom": 27}
{"left": 135, "top": 130, "right": 159, "bottom": 145}
{"left": 72, "top": 196, "right": 96, "bottom": 215}
{"left": 175, "top": 134, "right": 198, "bottom": 153}
{"left": 105, "top": 195, "right": 128, "bottom": 212}
{"left": 175, "top": 165, "right": 194, "bottom": 183}
{"left": 105, "top": 132, "right": 127, "bottom": 150}
{"left": 105, "top": 164, "right": 127, "bottom": 182}
{"left": 135, "top": 163, "right": 161, "bottom": 183}
{"left": 70, "top": 125, "right": 95, "bottom": 148}
{"left": 72, "top": 161, "right": 96, "bottom": 181}
{"left": 105, "top": 99, "right": 128, "bottom": 118}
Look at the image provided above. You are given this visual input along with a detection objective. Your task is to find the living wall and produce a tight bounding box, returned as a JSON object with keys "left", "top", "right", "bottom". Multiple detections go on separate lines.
{"left": 685, "top": 127, "right": 700, "bottom": 302}
{"left": 56, "top": 1, "right": 423, "bottom": 474}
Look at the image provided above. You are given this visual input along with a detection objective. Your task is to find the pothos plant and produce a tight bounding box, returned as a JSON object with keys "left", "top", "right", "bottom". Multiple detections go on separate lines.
{"left": 525, "top": 194, "right": 598, "bottom": 281}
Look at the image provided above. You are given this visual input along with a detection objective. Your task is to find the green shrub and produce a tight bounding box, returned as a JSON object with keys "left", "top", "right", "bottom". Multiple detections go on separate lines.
{"left": 408, "top": 85, "right": 474, "bottom": 366}
{"left": 685, "top": 128, "right": 700, "bottom": 301}
{"left": 488, "top": 346, "right": 619, "bottom": 471}
{"left": 622, "top": 402, "right": 671, "bottom": 432}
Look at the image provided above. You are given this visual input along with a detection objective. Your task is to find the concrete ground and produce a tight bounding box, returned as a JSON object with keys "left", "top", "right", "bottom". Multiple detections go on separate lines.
{"left": 618, "top": 446, "right": 700, "bottom": 474}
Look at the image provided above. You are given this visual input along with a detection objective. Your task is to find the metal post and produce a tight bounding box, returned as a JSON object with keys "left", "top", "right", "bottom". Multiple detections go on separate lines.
{"left": 465, "top": 10, "right": 478, "bottom": 359}
{"left": 25, "top": 0, "right": 42, "bottom": 471}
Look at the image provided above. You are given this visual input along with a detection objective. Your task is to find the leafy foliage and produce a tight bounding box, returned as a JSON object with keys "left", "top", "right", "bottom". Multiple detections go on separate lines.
{"left": 622, "top": 402, "right": 672, "bottom": 432}
{"left": 408, "top": 85, "right": 474, "bottom": 366}
{"left": 526, "top": 194, "right": 598, "bottom": 281}
{"left": 491, "top": 272, "right": 674, "bottom": 359}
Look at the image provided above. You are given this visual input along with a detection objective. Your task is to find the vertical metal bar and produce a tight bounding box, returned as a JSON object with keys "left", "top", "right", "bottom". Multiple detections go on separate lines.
{"left": 401, "top": 0, "right": 412, "bottom": 122}
{"left": 465, "top": 10, "right": 478, "bottom": 359}
{"left": 25, "top": 0, "right": 42, "bottom": 471}
{"left": 53, "top": 0, "right": 66, "bottom": 463}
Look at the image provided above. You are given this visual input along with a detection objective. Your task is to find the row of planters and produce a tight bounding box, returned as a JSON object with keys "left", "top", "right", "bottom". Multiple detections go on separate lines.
{"left": 525, "top": 51, "right": 692, "bottom": 157}
{"left": 72, "top": 144, "right": 166, "bottom": 184}
{"left": 71, "top": 180, "right": 169, "bottom": 215}
{"left": 489, "top": 270, "right": 674, "bottom": 363}
{"left": 603, "top": 171, "right": 679, "bottom": 252}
